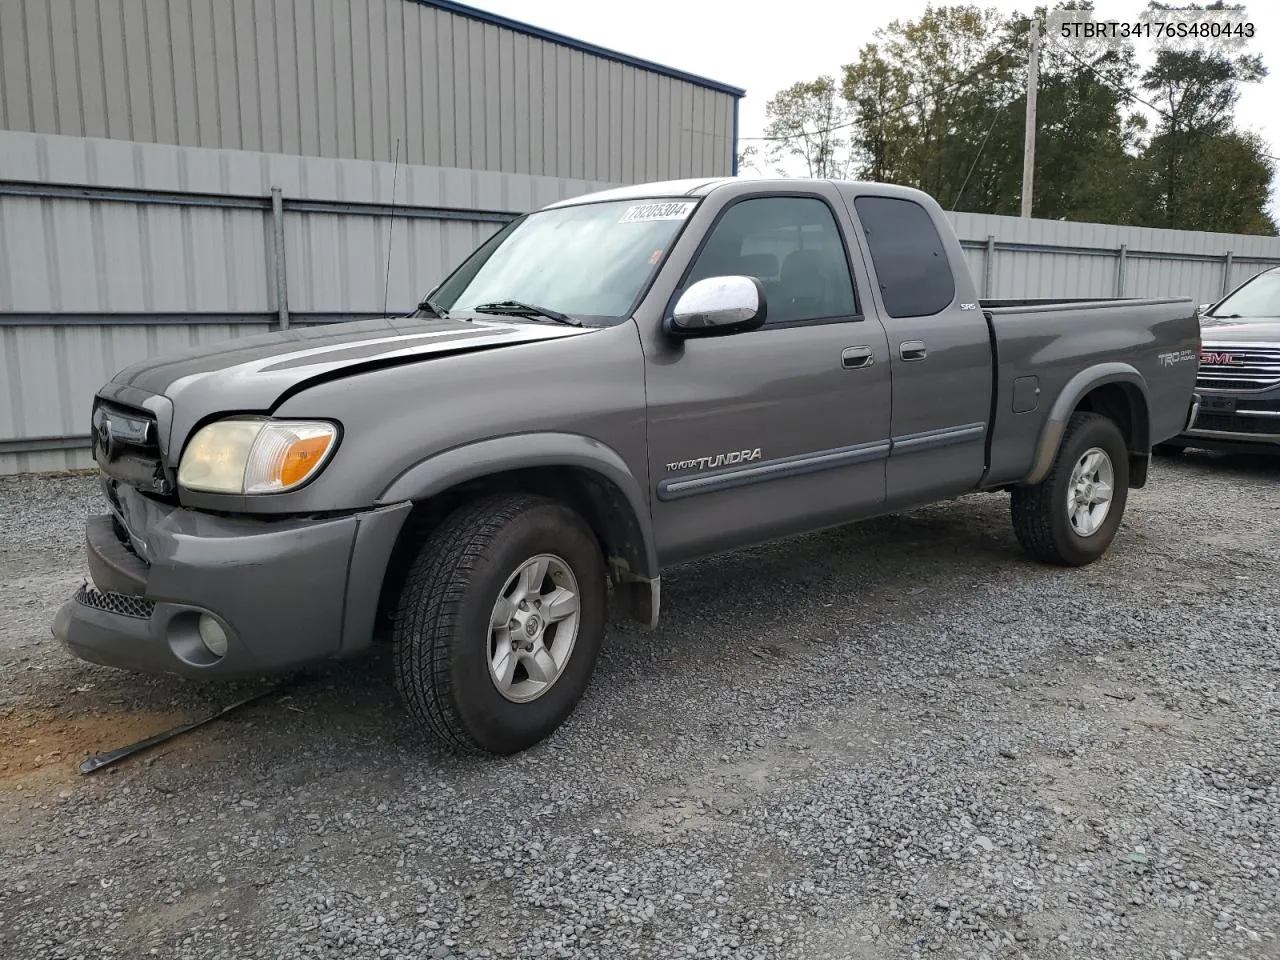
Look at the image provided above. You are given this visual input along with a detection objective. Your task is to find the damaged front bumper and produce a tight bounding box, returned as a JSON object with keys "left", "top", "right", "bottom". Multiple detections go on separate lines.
{"left": 52, "top": 478, "right": 410, "bottom": 679}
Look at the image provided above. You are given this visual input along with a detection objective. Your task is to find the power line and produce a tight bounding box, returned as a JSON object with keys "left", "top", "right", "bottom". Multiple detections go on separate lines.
{"left": 952, "top": 99, "right": 1011, "bottom": 211}
{"left": 1041, "top": 31, "right": 1172, "bottom": 120}
{"left": 1043, "top": 32, "right": 1280, "bottom": 163}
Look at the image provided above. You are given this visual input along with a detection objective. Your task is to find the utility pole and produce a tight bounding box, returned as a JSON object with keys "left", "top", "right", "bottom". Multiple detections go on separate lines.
{"left": 1020, "top": 16, "right": 1040, "bottom": 218}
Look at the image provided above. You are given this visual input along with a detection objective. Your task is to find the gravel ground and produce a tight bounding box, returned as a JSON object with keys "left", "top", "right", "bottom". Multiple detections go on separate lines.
{"left": 1, "top": 453, "right": 1277, "bottom": 960}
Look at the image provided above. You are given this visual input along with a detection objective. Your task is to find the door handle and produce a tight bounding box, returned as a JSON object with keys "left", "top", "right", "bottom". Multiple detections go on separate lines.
{"left": 841, "top": 346, "right": 875, "bottom": 370}
{"left": 900, "top": 340, "right": 927, "bottom": 361}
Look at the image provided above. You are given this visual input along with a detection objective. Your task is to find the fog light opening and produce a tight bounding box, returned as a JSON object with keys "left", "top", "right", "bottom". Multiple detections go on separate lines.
{"left": 198, "top": 614, "right": 229, "bottom": 658}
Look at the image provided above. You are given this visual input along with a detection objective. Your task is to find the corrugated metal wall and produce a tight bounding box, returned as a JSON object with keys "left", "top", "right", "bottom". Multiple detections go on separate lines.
{"left": 5, "top": 131, "right": 1280, "bottom": 476}
{"left": 949, "top": 211, "right": 1280, "bottom": 302}
{"left": 0, "top": 0, "right": 738, "bottom": 180}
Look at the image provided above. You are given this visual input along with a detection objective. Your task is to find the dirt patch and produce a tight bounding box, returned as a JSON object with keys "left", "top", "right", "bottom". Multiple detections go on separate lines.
{"left": 0, "top": 705, "right": 189, "bottom": 785}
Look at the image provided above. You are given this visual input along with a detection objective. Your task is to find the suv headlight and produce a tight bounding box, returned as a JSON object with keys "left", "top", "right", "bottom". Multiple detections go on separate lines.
{"left": 178, "top": 417, "right": 339, "bottom": 495}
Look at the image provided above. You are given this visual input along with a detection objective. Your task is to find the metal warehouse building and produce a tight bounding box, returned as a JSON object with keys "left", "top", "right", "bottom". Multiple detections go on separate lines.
{"left": 0, "top": 0, "right": 745, "bottom": 473}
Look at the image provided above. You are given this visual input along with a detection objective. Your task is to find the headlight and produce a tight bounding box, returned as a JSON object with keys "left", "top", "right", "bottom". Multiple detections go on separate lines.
{"left": 178, "top": 417, "right": 338, "bottom": 494}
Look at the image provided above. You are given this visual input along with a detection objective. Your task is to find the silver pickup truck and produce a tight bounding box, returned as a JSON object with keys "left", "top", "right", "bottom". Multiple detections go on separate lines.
{"left": 54, "top": 177, "right": 1201, "bottom": 754}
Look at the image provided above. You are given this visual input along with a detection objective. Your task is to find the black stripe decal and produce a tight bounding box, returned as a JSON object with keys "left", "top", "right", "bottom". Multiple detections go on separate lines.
{"left": 656, "top": 422, "right": 988, "bottom": 502}
{"left": 890, "top": 421, "right": 988, "bottom": 453}
{"left": 657, "top": 439, "right": 891, "bottom": 502}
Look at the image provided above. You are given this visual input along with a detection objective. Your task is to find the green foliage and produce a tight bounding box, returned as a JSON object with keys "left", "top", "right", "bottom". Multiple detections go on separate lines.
{"left": 757, "top": 0, "right": 1277, "bottom": 235}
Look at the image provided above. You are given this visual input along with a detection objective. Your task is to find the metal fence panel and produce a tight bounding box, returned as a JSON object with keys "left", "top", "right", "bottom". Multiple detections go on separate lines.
{"left": 1, "top": 322, "right": 271, "bottom": 475}
{"left": 949, "top": 210, "right": 1280, "bottom": 302}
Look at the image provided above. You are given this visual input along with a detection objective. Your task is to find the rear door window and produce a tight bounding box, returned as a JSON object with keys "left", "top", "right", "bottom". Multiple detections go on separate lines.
{"left": 853, "top": 196, "right": 956, "bottom": 318}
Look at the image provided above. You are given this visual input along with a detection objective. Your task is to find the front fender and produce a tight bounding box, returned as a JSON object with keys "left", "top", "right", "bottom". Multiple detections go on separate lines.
{"left": 376, "top": 432, "right": 658, "bottom": 580}
{"left": 1024, "top": 363, "right": 1149, "bottom": 486}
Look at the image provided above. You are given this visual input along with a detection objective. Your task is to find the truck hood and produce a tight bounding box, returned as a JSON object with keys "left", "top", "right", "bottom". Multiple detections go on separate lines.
{"left": 110, "top": 314, "right": 593, "bottom": 405}
{"left": 1198, "top": 314, "right": 1280, "bottom": 343}
{"left": 98, "top": 315, "right": 596, "bottom": 458}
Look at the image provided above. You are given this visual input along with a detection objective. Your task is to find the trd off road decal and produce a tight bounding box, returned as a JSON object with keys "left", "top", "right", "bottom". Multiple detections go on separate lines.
{"left": 1158, "top": 348, "right": 1198, "bottom": 367}
{"left": 666, "top": 448, "right": 763, "bottom": 472}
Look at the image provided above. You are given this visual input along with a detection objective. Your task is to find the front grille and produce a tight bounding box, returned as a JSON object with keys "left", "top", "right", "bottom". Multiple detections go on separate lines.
{"left": 1190, "top": 412, "right": 1280, "bottom": 438}
{"left": 74, "top": 583, "right": 155, "bottom": 619}
{"left": 1196, "top": 344, "right": 1280, "bottom": 392}
{"left": 91, "top": 400, "right": 174, "bottom": 497}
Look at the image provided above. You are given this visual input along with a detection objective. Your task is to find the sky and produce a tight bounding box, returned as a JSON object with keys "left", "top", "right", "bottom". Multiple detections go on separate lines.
{"left": 464, "top": 0, "right": 1280, "bottom": 217}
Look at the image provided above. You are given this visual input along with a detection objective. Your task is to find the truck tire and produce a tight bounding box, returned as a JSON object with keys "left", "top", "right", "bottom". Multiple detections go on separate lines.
{"left": 1010, "top": 412, "right": 1130, "bottom": 567}
{"left": 392, "top": 493, "right": 607, "bottom": 754}
{"left": 1151, "top": 442, "right": 1186, "bottom": 457}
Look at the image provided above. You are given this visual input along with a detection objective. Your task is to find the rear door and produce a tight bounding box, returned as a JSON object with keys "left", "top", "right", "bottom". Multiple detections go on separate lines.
{"left": 842, "top": 191, "right": 994, "bottom": 508}
{"left": 642, "top": 188, "right": 893, "bottom": 566}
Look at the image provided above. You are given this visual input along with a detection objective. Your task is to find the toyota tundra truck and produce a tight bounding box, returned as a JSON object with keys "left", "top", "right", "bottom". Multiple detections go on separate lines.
{"left": 53, "top": 177, "right": 1201, "bottom": 754}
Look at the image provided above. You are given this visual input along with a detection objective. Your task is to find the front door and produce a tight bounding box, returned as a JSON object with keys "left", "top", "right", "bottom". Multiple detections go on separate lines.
{"left": 642, "top": 191, "right": 893, "bottom": 566}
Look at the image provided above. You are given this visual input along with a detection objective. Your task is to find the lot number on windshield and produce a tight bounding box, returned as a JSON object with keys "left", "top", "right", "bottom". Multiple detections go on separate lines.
{"left": 619, "top": 201, "right": 697, "bottom": 223}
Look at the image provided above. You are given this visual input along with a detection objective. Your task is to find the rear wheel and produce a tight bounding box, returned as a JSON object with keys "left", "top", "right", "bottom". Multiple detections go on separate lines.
{"left": 1011, "top": 412, "right": 1130, "bottom": 566}
{"left": 392, "top": 493, "right": 607, "bottom": 754}
{"left": 1152, "top": 442, "right": 1186, "bottom": 457}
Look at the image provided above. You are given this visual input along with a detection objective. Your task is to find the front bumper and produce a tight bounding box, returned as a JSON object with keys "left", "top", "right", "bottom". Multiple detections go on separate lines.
{"left": 53, "top": 482, "right": 411, "bottom": 679}
{"left": 1173, "top": 386, "right": 1280, "bottom": 453}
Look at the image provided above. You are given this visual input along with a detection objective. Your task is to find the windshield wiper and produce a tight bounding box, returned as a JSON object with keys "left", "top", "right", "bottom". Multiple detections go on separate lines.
{"left": 472, "top": 300, "right": 582, "bottom": 326}
{"left": 416, "top": 297, "right": 449, "bottom": 318}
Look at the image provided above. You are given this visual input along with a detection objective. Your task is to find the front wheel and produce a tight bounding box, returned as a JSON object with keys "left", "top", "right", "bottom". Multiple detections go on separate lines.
{"left": 392, "top": 493, "right": 607, "bottom": 754}
{"left": 1010, "top": 412, "right": 1130, "bottom": 566}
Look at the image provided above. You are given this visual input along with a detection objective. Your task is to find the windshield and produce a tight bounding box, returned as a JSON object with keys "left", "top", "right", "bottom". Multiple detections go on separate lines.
{"left": 430, "top": 198, "right": 699, "bottom": 324}
{"left": 1208, "top": 271, "right": 1280, "bottom": 321}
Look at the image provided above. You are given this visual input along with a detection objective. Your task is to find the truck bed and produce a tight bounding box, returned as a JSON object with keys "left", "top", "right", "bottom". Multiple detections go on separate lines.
{"left": 981, "top": 296, "right": 1201, "bottom": 487}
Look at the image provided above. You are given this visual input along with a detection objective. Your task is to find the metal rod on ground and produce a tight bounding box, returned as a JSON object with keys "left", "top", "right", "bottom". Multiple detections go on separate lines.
{"left": 270, "top": 186, "right": 290, "bottom": 330}
{"left": 78, "top": 684, "right": 287, "bottom": 774}
{"left": 1222, "top": 250, "right": 1234, "bottom": 297}
{"left": 1020, "top": 17, "right": 1040, "bottom": 218}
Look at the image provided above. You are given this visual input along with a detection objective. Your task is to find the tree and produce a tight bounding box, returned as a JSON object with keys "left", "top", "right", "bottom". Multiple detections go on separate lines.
{"left": 1148, "top": 129, "right": 1276, "bottom": 233}
{"left": 987, "top": 3, "right": 1148, "bottom": 221}
{"left": 840, "top": 4, "right": 1016, "bottom": 204}
{"left": 835, "top": 2, "right": 1144, "bottom": 216}
{"left": 756, "top": 0, "right": 1276, "bottom": 232}
{"left": 1132, "top": 3, "right": 1275, "bottom": 232}
{"left": 760, "top": 76, "right": 854, "bottom": 179}
{"left": 841, "top": 44, "right": 915, "bottom": 184}
{"left": 735, "top": 144, "right": 762, "bottom": 177}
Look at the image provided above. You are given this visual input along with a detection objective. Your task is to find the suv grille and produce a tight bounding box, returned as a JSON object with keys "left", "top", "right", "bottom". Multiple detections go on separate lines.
{"left": 74, "top": 583, "right": 156, "bottom": 619}
{"left": 1196, "top": 344, "right": 1280, "bottom": 392}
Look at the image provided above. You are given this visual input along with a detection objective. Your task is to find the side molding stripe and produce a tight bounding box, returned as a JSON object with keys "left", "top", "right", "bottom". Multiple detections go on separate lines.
{"left": 656, "top": 421, "right": 988, "bottom": 501}
{"left": 657, "top": 439, "right": 891, "bottom": 501}
{"left": 890, "top": 421, "right": 988, "bottom": 453}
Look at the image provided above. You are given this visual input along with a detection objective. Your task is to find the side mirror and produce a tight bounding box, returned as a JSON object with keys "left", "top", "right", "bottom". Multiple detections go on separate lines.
{"left": 666, "top": 276, "right": 767, "bottom": 339}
